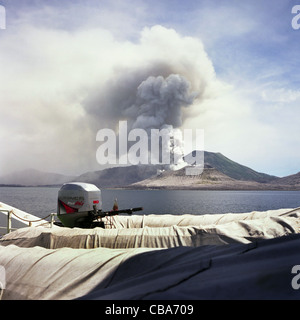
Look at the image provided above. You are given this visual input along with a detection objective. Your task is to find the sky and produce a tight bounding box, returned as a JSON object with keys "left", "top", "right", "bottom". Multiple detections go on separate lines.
{"left": 0, "top": 0, "right": 300, "bottom": 177}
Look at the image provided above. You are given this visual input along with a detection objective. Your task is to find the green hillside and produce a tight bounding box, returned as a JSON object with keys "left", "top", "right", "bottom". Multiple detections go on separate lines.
{"left": 185, "top": 151, "right": 277, "bottom": 183}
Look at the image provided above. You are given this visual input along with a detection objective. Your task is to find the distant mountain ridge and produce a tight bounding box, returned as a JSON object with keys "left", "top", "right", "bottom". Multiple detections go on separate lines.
{"left": 0, "top": 168, "right": 75, "bottom": 186}
{"left": 270, "top": 171, "right": 300, "bottom": 187}
{"left": 74, "top": 165, "right": 161, "bottom": 188}
{"left": 130, "top": 165, "right": 269, "bottom": 190}
{"left": 130, "top": 164, "right": 234, "bottom": 189}
{"left": 185, "top": 151, "right": 277, "bottom": 183}
{"left": 1, "top": 151, "right": 299, "bottom": 190}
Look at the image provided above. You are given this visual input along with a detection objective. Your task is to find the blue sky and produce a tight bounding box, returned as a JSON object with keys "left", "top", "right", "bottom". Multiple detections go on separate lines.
{"left": 0, "top": 0, "right": 300, "bottom": 177}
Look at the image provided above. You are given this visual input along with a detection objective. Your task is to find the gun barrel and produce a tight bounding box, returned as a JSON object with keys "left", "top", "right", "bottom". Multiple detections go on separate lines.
{"left": 98, "top": 207, "right": 143, "bottom": 217}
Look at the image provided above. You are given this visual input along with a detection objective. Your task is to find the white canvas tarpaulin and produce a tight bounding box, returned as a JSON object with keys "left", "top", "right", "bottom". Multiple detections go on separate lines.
{"left": 0, "top": 244, "right": 158, "bottom": 300}
{"left": 110, "top": 208, "right": 297, "bottom": 229}
{"left": 0, "top": 208, "right": 300, "bottom": 300}
{"left": 1, "top": 235, "right": 300, "bottom": 299}
{"left": 81, "top": 234, "right": 300, "bottom": 300}
{"left": 1, "top": 208, "right": 299, "bottom": 249}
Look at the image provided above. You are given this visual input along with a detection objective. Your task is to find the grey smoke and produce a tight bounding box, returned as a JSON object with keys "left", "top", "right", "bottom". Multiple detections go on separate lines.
{"left": 81, "top": 26, "right": 217, "bottom": 172}
{"left": 85, "top": 63, "right": 184, "bottom": 130}
{"left": 89, "top": 73, "right": 198, "bottom": 168}
{"left": 0, "top": 24, "right": 220, "bottom": 175}
{"left": 127, "top": 74, "right": 197, "bottom": 130}
{"left": 126, "top": 74, "right": 198, "bottom": 169}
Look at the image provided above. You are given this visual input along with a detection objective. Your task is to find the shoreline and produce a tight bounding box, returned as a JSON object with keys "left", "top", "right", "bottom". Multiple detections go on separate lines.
{"left": 1, "top": 184, "right": 300, "bottom": 191}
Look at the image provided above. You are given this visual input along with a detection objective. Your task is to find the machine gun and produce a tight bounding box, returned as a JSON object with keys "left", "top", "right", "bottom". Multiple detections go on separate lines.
{"left": 96, "top": 207, "right": 143, "bottom": 218}
{"left": 56, "top": 182, "right": 143, "bottom": 228}
{"left": 86, "top": 206, "right": 143, "bottom": 228}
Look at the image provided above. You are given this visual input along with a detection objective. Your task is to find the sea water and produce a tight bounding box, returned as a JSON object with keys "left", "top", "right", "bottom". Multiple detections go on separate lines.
{"left": 1, "top": 187, "right": 300, "bottom": 218}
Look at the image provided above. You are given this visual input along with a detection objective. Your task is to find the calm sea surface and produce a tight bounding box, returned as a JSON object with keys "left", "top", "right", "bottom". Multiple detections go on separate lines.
{"left": 1, "top": 187, "right": 300, "bottom": 218}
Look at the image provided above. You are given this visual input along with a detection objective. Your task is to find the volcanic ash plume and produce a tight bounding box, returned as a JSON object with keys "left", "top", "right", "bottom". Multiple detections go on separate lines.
{"left": 128, "top": 74, "right": 196, "bottom": 129}
{"left": 123, "top": 74, "right": 198, "bottom": 169}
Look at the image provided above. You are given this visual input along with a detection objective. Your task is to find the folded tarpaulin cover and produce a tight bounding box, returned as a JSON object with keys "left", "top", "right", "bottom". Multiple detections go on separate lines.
{"left": 0, "top": 208, "right": 300, "bottom": 300}
{"left": 1, "top": 208, "right": 299, "bottom": 249}
{"left": 1, "top": 235, "right": 300, "bottom": 299}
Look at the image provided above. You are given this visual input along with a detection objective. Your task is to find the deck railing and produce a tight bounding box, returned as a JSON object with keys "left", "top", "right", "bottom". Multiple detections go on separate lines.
{"left": 0, "top": 210, "right": 56, "bottom": 234}
{"left": 0, "top": 210, "right": 15, "bottom": 234}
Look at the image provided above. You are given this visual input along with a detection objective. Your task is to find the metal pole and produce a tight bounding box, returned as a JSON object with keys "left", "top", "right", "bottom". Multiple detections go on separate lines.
{"left": 50, "top": 213, "right": 55, "bottom": 228}
{"left": 7, "top": 210, "right": 11, "bottom": 234}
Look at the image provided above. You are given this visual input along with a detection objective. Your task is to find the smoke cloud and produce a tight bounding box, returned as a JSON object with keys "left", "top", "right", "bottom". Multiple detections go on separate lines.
{"left": 121, "top": 74, "right": 197, "bottom": 169}
{"left": 129, "top": 74, "right": 196, "bottom": 129}
{"left": 84, "top": 26, "right": 219, "bottom": 171}
{"left": 0, "top": 24, "right": 220, "bottom": 175}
